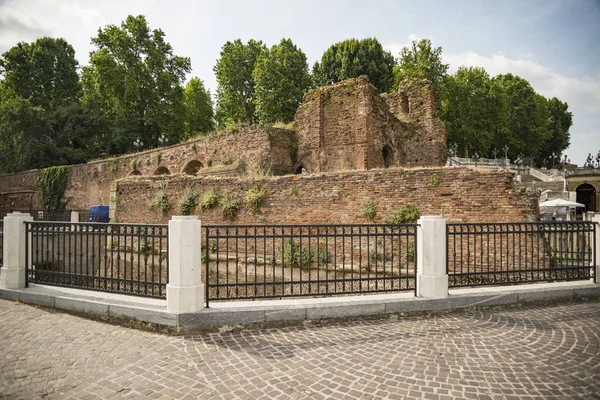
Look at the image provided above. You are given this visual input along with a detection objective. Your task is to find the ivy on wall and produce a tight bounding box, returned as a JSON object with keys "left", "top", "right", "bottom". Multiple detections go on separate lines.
{"left": 40, "top": 166, "right": 69, "bottom": 212}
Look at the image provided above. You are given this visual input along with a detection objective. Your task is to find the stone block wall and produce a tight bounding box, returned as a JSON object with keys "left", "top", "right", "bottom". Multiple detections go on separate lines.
{"left": 113, "top": 167, "right": 538, "bottom": 225}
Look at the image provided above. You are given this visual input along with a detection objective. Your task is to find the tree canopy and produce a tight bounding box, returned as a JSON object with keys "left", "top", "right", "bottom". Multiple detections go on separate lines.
{"left": 183, "top": 77, "right": 214, "bottom": 138}
{"left": 82, "top": 15, "right": 191, "bottom": 154}
{"left": 253, "top": 39, "right": 311, "bottom": 124}
{"left": 312, "top": 38, "right": 395, "bottom": 93}
{"left": 393, "top": 38, "right": 448, "bottom": 94}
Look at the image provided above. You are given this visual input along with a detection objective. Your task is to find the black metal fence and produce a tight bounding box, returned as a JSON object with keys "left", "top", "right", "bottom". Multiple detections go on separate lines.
{"left": 203, "top": 224, "right": 417, "bottom": 306}
{"left": 447, "top": 222, "right": 596, "bottom": 287}
{"left": 25, "top": 221, "right": 168, "bottom": 298}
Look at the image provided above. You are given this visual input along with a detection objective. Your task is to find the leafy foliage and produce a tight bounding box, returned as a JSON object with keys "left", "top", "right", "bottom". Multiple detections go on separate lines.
{"left": 245, "top": 185, "right": 268, "bottom": 214}
{"left": 386, "top": 205, "right": 420, "bottom": 224}
{"left": 361, "top": 200, "right": 378, "bottom": 221}
{"left": 282, "top": 239, "right": 330, "bottom": 270}
{"left": 149, "top": 189, "right": 172, "bottom": 215}
{"left": 177, "top": 188, "right": 198, "bottom": 215}
{"left": 183, "top": 77, "right": 214, "bottom": 138}
{"left": 214, "top": 39, "right": 266, "bottom": 126}
{"left": 200, "top": 186, "right": 221, "bottom": 211}
{"left": 393, "top": 38, "right": 448, "bottom": 93}
{"left": 40, "top": 166, "right": 69, "bottom": 212}
{"left": 82, "top": 15, "right": 191, "bottom": 155}
{"left": 253, "top": 39, "right": 312, "bottom": 124}
{"left": 313, "top": 38, "right": 395, "bottom": 92}
{"left": 220, "top": 194, "right": 241, "bottom": 220}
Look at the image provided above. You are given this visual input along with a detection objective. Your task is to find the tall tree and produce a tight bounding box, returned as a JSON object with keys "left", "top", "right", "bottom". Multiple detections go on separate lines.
{"left": 441, "top": 67, "right": 500, "bottom": 158}
{"left": 534, "top": 97, "right": 572, "bottom": 167}
{"left": 491, "top": 74, "right": 551, "bottom": 161}
{"left": 82, "top": 15, "right": 190, "bottom": 154}
{"left": 183, "top": 77, "right": 214, "bottom": 138}
{"left": 253, "top": 39, "right": 311, "bottom": 124}
{"left": 312, "top": 38, "right": 395, "bottom": 92}
{"left": 0, "top": 37, "right": 80, "bottom": 110}
{"left": 214, "top": 39, "right": 266, "bottom": 126}
{"left": 393, "top": 38, "right": 448, "bottom": 95}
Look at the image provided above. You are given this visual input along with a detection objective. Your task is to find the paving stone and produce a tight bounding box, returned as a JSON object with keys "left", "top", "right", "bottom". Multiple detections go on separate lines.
{"left": 0, "top": 298, "right": 599, "bottom": 399}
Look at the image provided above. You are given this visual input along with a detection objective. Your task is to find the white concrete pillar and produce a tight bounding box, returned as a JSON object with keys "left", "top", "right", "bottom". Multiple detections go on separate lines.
{"left": 70, "top": 211, "right": 79, "bottom": 223}
{"left": 416, "top": 216, "right": 448, "bottom": 298}
{"left": 166, "top": 216, "right": 204, "bottom": 313}
{"left": 0, "top": 212, "right": 34, "bottom": 289}
{"left": 592, "top": 214, "right": 600, "bottom": 284}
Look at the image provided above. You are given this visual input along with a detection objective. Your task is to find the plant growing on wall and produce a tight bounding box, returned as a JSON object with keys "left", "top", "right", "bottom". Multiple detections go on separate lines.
{"left": 154, "top": 151, "right": 162, "bottom": 165}
{"left": 149, "top": 189, "right": 172, "bottom": 215}
{"left": 200, "top": 186, "right": 221, "bottom": 210}
{"left": 40, "top": 166, "right": 69, "bottom": 212}
{"left": 130, "top": 158, "right": 139, "bottom": 171}
{"left": 428, "top": 173, "right": 441, "bottom": 187}
{"left": 386, "top": 205, "right": 420, "bottom": 224}
{"left": 106, "top": 157, "right": 118, "bottom": 174}
{"left": 361, "top": 200, "right": 378, "bottom": 221}
{"left": 177, "top": 188, "right": 198, "bottom": 215}
{"left": 220, "top": 194, "right": 240, "bottom": 219}
{"left": 245, "top": 185, "right": 268, "bottom": 214}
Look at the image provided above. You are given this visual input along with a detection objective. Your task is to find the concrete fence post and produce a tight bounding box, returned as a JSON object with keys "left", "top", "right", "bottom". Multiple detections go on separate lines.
{"left": 416, "top": 215, "right": 448, "bottom": 298}
{"left": 592, "top": 214, "right": 600, "bottom": 284}
{"left": 70, "top": 211, "right": 79, "bottom": 223}
{"left": 167, "top": 216, "right": 204, "bottom": 313}
{"left": 0, "top": 212, "right": 34, "bottom": 289}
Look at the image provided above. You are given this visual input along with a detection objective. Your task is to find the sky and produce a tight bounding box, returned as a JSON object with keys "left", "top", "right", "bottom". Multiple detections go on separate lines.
{"left": 0, "top": 0, "right": 598, "bottom": 165}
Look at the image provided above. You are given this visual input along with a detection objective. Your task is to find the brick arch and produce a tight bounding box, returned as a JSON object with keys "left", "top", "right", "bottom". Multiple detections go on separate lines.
{"left": 153, "top": 166, "right": 170, "bottom": 176}
{"left": 575, "top": 183, "right": 597, "bottom": 212}
{"left": 130, "top": 170, "right": 142, "bottom": 176}
{"left": 293, "top": 163, "right": 308, "bottom": 174}
{"left": 182, "top": 159, "right": 203, "bottom": 175}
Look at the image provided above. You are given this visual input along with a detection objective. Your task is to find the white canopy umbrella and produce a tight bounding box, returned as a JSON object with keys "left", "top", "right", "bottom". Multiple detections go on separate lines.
{"left": 539, "top": 199, "right": 585, "bottom": 208}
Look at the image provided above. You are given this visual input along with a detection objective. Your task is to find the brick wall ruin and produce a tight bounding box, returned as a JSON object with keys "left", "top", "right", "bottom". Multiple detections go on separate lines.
{"left": 294, "top": 76, "right": 447, "bottom": 173}
{"left": 114, "top": 167, "right": 538, "bottom": 225}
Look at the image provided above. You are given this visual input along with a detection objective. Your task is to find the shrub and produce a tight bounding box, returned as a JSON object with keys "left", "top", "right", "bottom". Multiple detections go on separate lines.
{"left": 130, "top": 158, "right": 138, "bottom": 171}
{"left": 149, "top": 189, "right": 172, "bottom": 215}
{"left": 405, "top": 244, "right": 415, "bottom": 262}
{"left": 361, "top": 200, "right": 377, "bottom": 221}
{"left": 245, "top": 185, "right": 268, "bottom": 214}
{"left": 177, "top": 188, "right": 198, "bottom": 215}
{"left": 248, "top": 162, "right": 272, "bottom": 180}
{"left": 428, "top": 173, "right": 441, "bottom": 187}
{"left": 200, "top": 186, "right": 221, "bottom": 211}
{"left": 282, "top": 240, "right": 331, "bottom": 270}
{"left": 222, "top": 155, "right": 234, "bottom": 165}
{"left": 220, "top": 195, "right": 241, "bottom": 220}
{"left": 386, "top": 205, "right": 420, "bottom": 224}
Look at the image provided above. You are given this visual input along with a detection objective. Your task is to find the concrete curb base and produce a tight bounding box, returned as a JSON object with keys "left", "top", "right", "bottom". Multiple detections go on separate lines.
{"left": 1, "top": 281, "right": 598, "bottom": 333}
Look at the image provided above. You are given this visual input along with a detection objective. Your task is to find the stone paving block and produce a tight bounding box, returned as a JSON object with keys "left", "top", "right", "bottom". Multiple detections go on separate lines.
{"left": 178, "top": 308, "right": 265, "bottom": 326}
{"left": 108, "top": 305, "right": 177, "bottom": 326}
{"left": 54, "top": 296, "right": 109, "bottom": 316}
{"left": 306, "top": 302, "right": 385, "bottom": 319}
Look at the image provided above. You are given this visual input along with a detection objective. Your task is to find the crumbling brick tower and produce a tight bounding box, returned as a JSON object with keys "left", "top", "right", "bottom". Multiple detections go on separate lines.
{"left": 294, "top": 76, "right": 447, "bottom": 173}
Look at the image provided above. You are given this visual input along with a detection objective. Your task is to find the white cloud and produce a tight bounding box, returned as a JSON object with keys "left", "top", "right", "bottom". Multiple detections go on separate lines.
{"left": 383, "top": 34, "right": 421, "bottom": 58}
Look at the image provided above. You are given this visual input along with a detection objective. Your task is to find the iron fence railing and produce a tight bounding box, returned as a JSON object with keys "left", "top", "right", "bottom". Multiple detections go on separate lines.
{"left": 203, "top": 224, "right": 417, "bottom": 306}
{"left": 25, "top": 221, "right": 168, "bottom": 298}
{"left": 447, "top": 222, "right": 596, "bottom": 287}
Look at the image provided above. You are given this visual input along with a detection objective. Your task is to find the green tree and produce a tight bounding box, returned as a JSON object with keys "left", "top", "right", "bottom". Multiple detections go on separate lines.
{"left": 393, "top": 38, "right": 448, "bottom": 94}
{"left": 491, "top": 74, "right": 551, "bottom": 161}
{"left": 253, "top": 39, "right": 312, "bottom": 124}
{"left": 82, "top": 15, "right": 190, "bottom": 154}
{"left": 214, "top": 39, "right": 266, "bottom": 126}
{"left": 534, "top": 97, "right": 572, "bottom": 168}
{"left": 0, "top": 37, "right": 80, "bottom": 110}
{"left": 441, "top": 67, "right": 500, "bottom": 158}
{"left": 312, "top": 38, "right": 395, "bottom": 92}
{"left": 183, "top": 77, "right": 214, "bottom": 138}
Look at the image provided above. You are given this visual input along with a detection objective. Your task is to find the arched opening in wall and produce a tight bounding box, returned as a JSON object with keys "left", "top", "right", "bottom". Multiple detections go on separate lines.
{"left": 153, "top": 166, "right": 170, "bottom": 176}
{"left": 382, "top": 145, "right": 393, "bottom": 168}
{"left": 400, "top": 93, "right": 409, "bottom": 114}
{"left": 130, "top": 170, "right": 142, "bottom": 176}
{"left": 182, "top": 160, "right": 203, "bottom": 175}
{"left": 293, "top": 164, "right": 307, "bottom": 174}
{"left": 576, "top": 183, "right": 597, "bottom": 213}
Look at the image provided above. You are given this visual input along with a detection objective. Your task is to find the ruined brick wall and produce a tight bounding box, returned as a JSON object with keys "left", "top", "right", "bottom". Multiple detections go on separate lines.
{"left": 382, "top": 78, "right": 447, "bottom": 166}
{"left": 114, "top": 167, "right": 537, "bottom": 225}
{"left": 0, "top": 126, "right": 295, "bottom": 211}
{"left": 295, "top": 76, "right": 446, "bottom": 174}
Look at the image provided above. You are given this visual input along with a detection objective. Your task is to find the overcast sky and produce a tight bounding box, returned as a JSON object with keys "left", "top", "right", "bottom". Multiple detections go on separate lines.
{"left": 1, "top": 0, "right": 598, "bottom": 165}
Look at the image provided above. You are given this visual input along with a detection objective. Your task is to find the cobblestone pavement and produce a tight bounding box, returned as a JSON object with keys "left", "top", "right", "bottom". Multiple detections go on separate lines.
{"left": 1, "top": 299, "right": 599, "bottom": 400}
